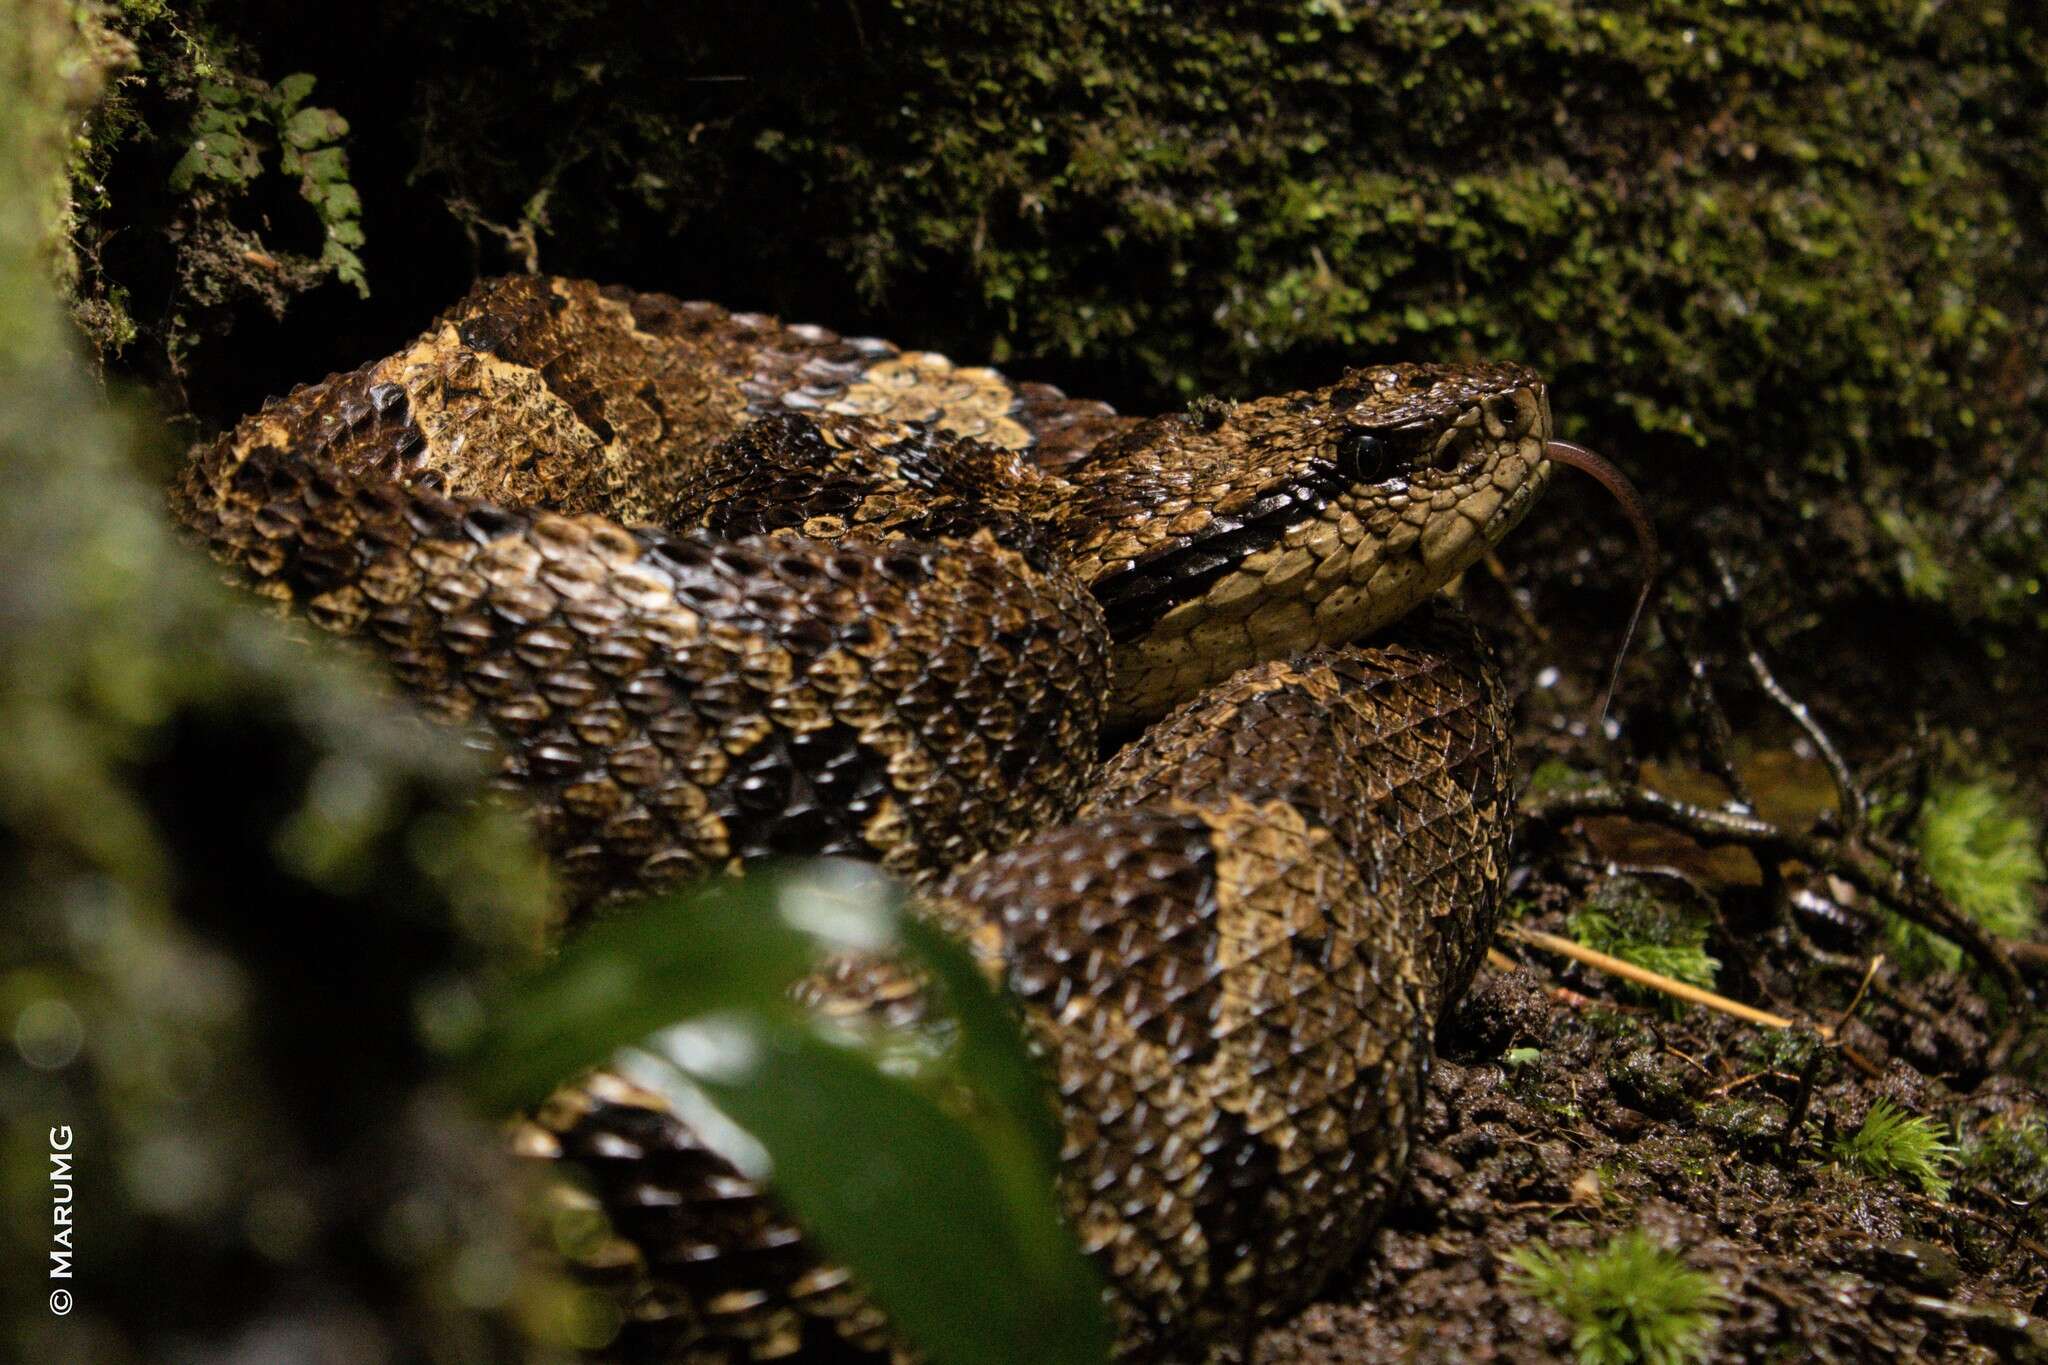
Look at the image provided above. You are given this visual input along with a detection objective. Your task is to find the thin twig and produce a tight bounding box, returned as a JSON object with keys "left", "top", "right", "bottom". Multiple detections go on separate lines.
{"left": 1831, "top": 954, "right": 1885, "bottom": 1037}
{"left": 1668, "top": 606, "right": 1755, "bottom": 810}
{"left": 1506, "top": 925, "right": 1796, "bottom": 1028}
{"left": 1523, "top": 783, "right": 2028, "bottom": 1066}
{"left": 1708, "top": 1069, "right": 1791, "bottom": 1096}
{"left": 1662, "top": 1043, "right": 1715, "bottom": 1079}
{"left": 2005, "top": 938, "right": 2048, "bottom": 979}
{"left": 1714, "top": 554, "right": 1863, "bottom": 829}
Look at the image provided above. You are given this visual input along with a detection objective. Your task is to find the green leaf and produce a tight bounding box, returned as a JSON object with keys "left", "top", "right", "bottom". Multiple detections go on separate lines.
{"left": 273, "top": 72, "right": 317, "bottom": 109}
{"left": 628, "top": 1016, "right": 1110, "bottom": 1365}
{"left": 310, "top": 181, "right": 363, "bottom": 223}
{"left": 899, "top": 916, "right": 1063, "bottom": 1168}
{"left": 290, "top": 146, "right": 349, "bottom": 184}
{"left": 460, "top": 871, "right": 823, "bottom": 1112}
{"left": 282, "top": 105, "right": 350, "bottom": 150}
{"left": 165, "top": 146, "right": 205, "bottom": 192}
{"left": 190, "top": 105, "right": 246, "bottom": 136}
{"left": 322, "top": 242, "right": 371, "bottom": 299}
{"left": 461, "top": 862, "right": 1111, "bottom": 1365}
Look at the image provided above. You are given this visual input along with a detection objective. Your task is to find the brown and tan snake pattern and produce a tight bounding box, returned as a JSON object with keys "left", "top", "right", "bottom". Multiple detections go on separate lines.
{"left": 172, "top": 275, "right": 1550, "bottom": 1362}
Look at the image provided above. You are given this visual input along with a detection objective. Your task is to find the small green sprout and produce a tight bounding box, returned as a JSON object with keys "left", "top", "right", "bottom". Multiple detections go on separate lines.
{"left": 1831, "top": 1099, "right": 1955, "bottom": 1199}
{"left": 1508, "top": 1229, "right": 1730, "bottom": 1365}
{"left": 1527, "top": 757, "right": 1599, "bottom": 796}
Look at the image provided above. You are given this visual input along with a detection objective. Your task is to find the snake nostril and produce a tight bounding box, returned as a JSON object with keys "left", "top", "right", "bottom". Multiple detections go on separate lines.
{"left": 1486, "top": 393, "right": 1522, "bottom": 438}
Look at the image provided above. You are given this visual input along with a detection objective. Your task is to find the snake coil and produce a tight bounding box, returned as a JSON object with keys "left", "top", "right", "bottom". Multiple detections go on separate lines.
{"left": 174, "top": 275, "right": 1551, "bottom": 1361}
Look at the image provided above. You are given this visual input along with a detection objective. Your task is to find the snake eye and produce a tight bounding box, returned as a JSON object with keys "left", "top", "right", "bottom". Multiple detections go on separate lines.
{"left": 1334, "top": 426, "right": 1394, "bottom": 483}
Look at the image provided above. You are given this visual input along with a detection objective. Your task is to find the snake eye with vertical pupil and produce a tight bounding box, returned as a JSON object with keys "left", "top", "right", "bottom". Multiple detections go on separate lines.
{"left": 1334, "top": 427, "right": 1393, "bottom": 483}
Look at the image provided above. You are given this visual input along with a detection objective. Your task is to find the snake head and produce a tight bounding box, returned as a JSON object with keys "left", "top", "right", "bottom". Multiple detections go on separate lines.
{"left": 1064, "top": 362, "right": 1553, "bottom": 724}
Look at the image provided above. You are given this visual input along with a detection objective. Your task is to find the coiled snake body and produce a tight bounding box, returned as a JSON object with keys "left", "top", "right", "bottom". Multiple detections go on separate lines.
{"left": 174, "top": 276, "right": 1552, "bottom": 1361}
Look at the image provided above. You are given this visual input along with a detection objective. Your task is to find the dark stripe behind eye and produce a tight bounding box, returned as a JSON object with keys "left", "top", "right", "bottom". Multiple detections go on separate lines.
{"left": 1092, "top": 478, "right": 1333, "bottom": 643}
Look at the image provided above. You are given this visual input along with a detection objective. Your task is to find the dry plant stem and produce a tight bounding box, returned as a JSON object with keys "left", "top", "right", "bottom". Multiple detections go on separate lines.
{"left": 1832, "top": 954, "right": 1885, "bottom": 1037}
{"left": 1524, "top": 785, "right": 2028, "bottom": 1067}
{"left": 2006, "top": 938, "right": 2048, "bottom": 978}
{"left": 1506, "top": 925, "right": 1796, "bottom": 1028}
{"left": 1508, "top": 925, "right": 1891, "bottom": 1081}
{"left": 1712, "top": 555, "right": 1863, "bottom": 827}
{"left": 1668, "top": 608, "right": 1755, "bottom": 809}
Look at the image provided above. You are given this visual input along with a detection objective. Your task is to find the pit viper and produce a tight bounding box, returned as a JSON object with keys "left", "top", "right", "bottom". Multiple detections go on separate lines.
{"left": 173, "top": 274, "right": 1563, "bottom": 1361}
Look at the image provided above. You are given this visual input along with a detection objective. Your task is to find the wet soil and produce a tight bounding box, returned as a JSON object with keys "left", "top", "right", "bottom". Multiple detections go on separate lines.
{"left": 1251, "top": 566, "right": 2048, "bottom": 1364}
{"left": 1254, "top": 960, "right": 2046, "bottom": 1363}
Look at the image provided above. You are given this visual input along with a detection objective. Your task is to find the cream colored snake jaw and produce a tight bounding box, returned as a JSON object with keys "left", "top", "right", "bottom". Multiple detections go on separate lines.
{"left": 172, "top": 275, "right": 1548, "bottom": 1361}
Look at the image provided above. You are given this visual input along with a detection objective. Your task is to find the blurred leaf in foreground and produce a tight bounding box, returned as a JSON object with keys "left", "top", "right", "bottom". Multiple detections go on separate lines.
{"left": 463, "top": 860, "right": 1112, "bottom": 1365}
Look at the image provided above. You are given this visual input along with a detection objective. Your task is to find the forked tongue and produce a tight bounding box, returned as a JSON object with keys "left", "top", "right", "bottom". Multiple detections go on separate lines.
{"left": 1543, "top": 440, "right": 1660, "bottom": 726}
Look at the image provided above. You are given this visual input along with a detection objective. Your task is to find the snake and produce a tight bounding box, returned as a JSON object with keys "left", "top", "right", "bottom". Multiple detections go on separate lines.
{"left": 172, "top": 274, "right": 1578, "bottom": 1361}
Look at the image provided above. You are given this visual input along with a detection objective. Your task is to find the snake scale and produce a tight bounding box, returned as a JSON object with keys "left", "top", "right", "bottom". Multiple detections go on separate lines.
{"left": 172, "top": 275, "right": 1557, "bottom": 1362}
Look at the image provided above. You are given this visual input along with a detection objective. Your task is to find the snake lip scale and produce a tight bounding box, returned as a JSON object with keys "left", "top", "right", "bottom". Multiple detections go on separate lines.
{"left": 172, "top": 274, "right": 1552, "bottom": 1362}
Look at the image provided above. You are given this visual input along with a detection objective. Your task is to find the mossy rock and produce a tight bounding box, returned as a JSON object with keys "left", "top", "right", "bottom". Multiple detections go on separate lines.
{"left": 73, "top": 2, "right": 2048, "bottom": 642}
{"left": 3, "top": 7, "right": 566, "bottom": 1354}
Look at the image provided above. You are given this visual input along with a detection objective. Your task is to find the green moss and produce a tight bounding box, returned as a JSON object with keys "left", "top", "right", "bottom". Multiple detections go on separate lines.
{"left": 64, "top": 3, "right": 372, "bottom": 366}
{"left": 1918, "top": 781, "right": 2046, "bottom": 940}
{"left": 1953, "top": 1110, "right": 2048, "bottom": 1210}
{"left": 1527, "top": 758, "right": 1599, "bottom": 797}
{"left": 1701, "top": 1100, "right": 1783, "bottom": 1157}
{"left": 1508, "top": 1229, "right": 1730, "bottom": 1365}
{"left": 3, "top": 7, "right": 557, "bottom": 1350}
{"left": 1831, "top": 1099, "right": 1955, "bottom": 1199}
{"left": 1874, "top": 506, "right": 1957, "bottom": 603}
{"left": 1887, "top": 779, "right": 2045, "bottom": 975}
{"left": 56, "top": 5, "right": 2048, "bottom": 639}
{"left": 1567, "top": 879, "right": 1720, "bottom": 1017}
{"left": 720, "top": 0, "right": 2048, "bottom": 626}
